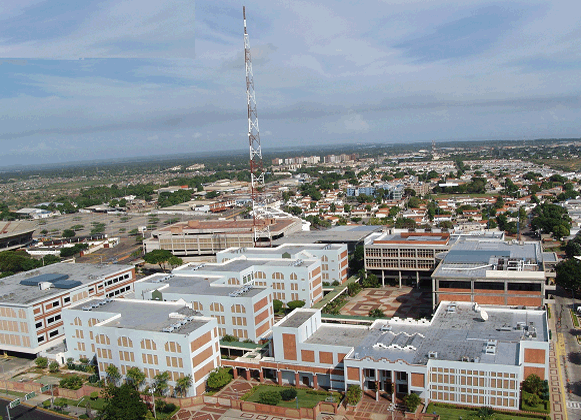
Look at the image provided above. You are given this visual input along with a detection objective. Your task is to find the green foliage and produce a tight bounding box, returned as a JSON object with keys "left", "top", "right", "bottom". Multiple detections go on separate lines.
{"left": 153, "top": 371, "right": 170, "bottom": 395}
{"left": 531, "top": 202, "right": 571, "bottom": 239}
{"left": 62, "top": 229, "right": 76, "bottom": 238}
{"left": 101, "top": 383, "right": 148, "bottom": 420}
{"left": 143, "top": 249, "right": 173, "bottom": 272}
{"left": 347, "top": 282, "right": 361, "bottom": 296}
{"left": 555, "top": 258, "right": 581, "bottom": 292}
{"left": 90, "top": 391, "right": 99, "bottom": 400}
{"left": 280, "top": 387, "right": 297, "bottom": 401}
{"left": 60, "top": 243, "right": 89, "bottom": 258}
{"left": 345, "top": 385, "right": 362, "bottom": 405}
{"left": 221, "top": 334, "right": 239, "bottom": 342}
{"left": 35, "top": 356, "right": 48, "bottom": 368}
{"left": 403, "top": 393, "right": 421, "bottom": 412}
{"left": 106, "top": 364, "right": 121, "bottom": 386}
{"left": 368, "top": 308, "right": 385, "bottom": 318}
{"left": 395, "top": 217, "right": 417, "bottom": 229}
{"left": 60, "top": 375, "right": 85, "bottom": 390}
{"left": 207, "top": 367, "right": 233, "bottom": 390}
{"left": 175, "top": 374, "right": 193, "bottom": 397}
{"left": 273, "top": 299, "right": 284, "bottom": 313}
{"left": 287, "top": 300, "right": 306, "bottom": 310}
{"left": 158, "top": 189, "right": 193, "bottom": 207}
{"left": 523, "top": 374, "right": 543, "bottom": 395}
{"left": 565, "top": 233, "right": 581, "bottom": 257}
{"left": 126, "top": 367, "right": 146, "bottom": 389}
{"left": 168, "top": 255, "right": 183, "bottom": 269}
{"left": 53, "top": 397, "right": 68, "bottom": 409}
{"left": 259, "top": 390, "right": 282, "bottom": 405}
{"left": 49, "top": 361, "right": 59, "bottom": 373}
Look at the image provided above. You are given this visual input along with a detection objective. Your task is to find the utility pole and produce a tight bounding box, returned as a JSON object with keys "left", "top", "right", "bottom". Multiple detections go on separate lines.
{"left": 244, "top": 6, "right": 271, "bottom": 247}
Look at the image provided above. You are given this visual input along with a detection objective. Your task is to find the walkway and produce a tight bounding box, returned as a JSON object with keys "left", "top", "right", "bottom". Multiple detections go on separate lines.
{"left": 548, "top": 303, "right": 568, "bottom": 420}
{"left": 340, "top": 287, "right": 431, "bottom": 318}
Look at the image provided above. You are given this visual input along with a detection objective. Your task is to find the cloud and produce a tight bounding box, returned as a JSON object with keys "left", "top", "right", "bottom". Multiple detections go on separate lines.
{"left": 147, "top": 135, "right": 158, "bottom": 141}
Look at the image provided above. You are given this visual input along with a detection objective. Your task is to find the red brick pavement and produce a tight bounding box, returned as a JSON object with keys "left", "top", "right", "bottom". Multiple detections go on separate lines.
{"left": 341, "top": 287, "right": 431, "bottom": 318}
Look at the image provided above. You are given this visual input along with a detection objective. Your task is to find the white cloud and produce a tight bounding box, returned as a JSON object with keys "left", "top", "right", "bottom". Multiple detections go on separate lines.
{"left": 147, "top": 135, "right": 158, "bottom": 141}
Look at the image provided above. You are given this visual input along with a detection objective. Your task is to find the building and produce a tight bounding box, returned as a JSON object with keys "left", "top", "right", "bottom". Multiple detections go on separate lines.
{"left": 431, "top": 237, "right": 556, "bottom": 308}
{"left": 0, "top": 263, "right": 135, "bottom": 355}
{"left": 217, "top": 243, "right": 349, "bottom": 284}
{"left": 144, "top": 218, "right": 303, "bottom": 256}
{"left": 364, "top": 229, "right": 453, "bottom": 287}
{"left": 134, "top": 272, "right": 273, "bottom": 341}
{"left": 0, "top": 221, "right": 36, "bottom": 251}
{"left": 63, "top": 298, "right": 219, "bottom": 396}
{"left": 173, "top": 257, "right": 323, "bottom": 308}
{"left": 223, "top": 302, "right": 548, "bottom": 411}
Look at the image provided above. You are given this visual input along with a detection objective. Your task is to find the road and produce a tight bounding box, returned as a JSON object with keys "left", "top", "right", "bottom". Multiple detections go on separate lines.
{"left": 553, "top": 290, "right": 581, "bottom": 419}
{"left": 0, "top": 397, "right": 67, "bottom": 420}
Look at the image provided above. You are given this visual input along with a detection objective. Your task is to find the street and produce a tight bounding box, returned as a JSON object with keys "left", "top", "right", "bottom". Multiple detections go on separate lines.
{"left": 0, "top": 398, "right": 67, "bottom": 420}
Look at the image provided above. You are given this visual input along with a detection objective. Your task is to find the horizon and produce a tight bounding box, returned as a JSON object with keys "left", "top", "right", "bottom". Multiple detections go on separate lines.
{"left": 1, "top": 1, "right": 581, "bottom": 167}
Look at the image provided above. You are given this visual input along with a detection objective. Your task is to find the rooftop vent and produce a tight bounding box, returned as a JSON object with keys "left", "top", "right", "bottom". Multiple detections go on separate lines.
{"left": 428, "top": 351, "right": 438, "bottom": 359}
{"left": 82, "top": 306, "right": 92, "bottom": 311}
{"left": 380, "top": 324, "right": 392, "bottom": 332}
{"left": 447, "top": 303, "right": 457, "bottom": 313}
{"left": 479, "top": 310, "right": 489, "bottom": 321}
{"left": 162, "top": 326, "right": 175, "bottom": 333}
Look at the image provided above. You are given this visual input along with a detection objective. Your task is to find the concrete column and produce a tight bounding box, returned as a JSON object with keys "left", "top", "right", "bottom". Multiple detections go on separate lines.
{"left": 416, "top": 271, "right": 419, "bottom": 286}
{"left": 277, "top": 370, "right": 283, "bottom": 385}
{"left": 259, "top": 369, "right": 264, "bottom": 383}
{"left": 398, "top": 271, "right": 402, "bottom": 288}
{"left": 312, "top": 374, "right": 318, "bottom": 389}
{"left": 375, "top": 369, "right": 379, "bottom": 401}
{"left": 245, "top": 369, "right": 251, "bottom": 381}
{"left": 233, "top": 368, "right": 238, "bottom": 379}
{"left": 295, "top": 372, "right": 300, "bottom": 387}
{"left": 391, "top": 370, "right": 395, "bottom": 402}
{"left": 382, "top": 270, "right": 385, "bottom": 287}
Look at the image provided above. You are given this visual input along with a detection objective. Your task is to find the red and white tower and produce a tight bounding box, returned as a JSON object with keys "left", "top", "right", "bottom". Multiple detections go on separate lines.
{"left": 244, "top": 6, "right": 270, "bottom": 245}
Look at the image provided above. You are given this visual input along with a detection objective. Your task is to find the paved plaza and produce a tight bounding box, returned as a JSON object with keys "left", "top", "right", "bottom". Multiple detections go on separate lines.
{"left": 340, "top": 287, "right": 432, "bottom": 318}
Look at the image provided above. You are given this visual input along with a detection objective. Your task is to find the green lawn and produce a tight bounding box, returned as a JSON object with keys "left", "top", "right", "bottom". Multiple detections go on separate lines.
{"left": 521, "top": 391, "right": 550, "bottom": 413}
{"left": 426, "top": 403, "right": 546, "bottom": 420}
{"left": 242, "top": 385, "right": 340, "bottom": 408}
{"left": 56, "top": 396, "right": 107, "bottom": 411}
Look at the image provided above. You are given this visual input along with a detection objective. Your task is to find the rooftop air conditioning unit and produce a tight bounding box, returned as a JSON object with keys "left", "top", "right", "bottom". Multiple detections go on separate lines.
{"left": 428, "top": 351, "right": 438, "bottom": 359}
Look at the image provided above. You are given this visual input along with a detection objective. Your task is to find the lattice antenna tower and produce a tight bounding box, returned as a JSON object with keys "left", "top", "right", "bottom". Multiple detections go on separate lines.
{"left": 244, "top": 6, "right": 270, "bottom": 245}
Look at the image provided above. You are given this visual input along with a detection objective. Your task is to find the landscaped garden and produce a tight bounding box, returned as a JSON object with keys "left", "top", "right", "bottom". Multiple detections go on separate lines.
{"left": 241, "top": 384, "right": 341, "bottom": 408}
{"left": 426, "top": 403, "right": 549, "bottom": 420}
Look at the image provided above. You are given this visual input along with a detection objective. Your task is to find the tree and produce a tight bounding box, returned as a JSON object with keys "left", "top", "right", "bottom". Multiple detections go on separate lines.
{"left": 523, "top": 373, "right": 543, "bottom": 395}
{"left": 403, "top": 393, "right": 421, "bottom": 412}
{"left": 555, "top": 258, "right": 581, "bottom": 293}
{"left": 168, "top": 255, "right": 183, "bottom": 270}
{"left": 259, "top": 390, "right": 281, "bottom": 405}
{"left": 345, "top": 385, "right": 362, "bottom": 405}
{"left": 106, "top": 364, "right": 121, "bottom": 386}
{"left": 565, "top": 234, "right": 581, "bottom": 258}
{"left": 175, "top": 374, "right": 193, "bottom": 397}
{"left": 207, "top": 367, "right": 233, "bottom": 390}
{"left": 273, "top": 299, "right": 284, "bottom": 313}
{"left": 153, "top": 371, "right": 170, "bottom": 395}
{"left": 143, "top": 249, "right": 173, "bottom": 272}
{"left": 125, "top": 367, "right": 146, "bottom": 389}
{"left": 49, "top": 361, "right": 59, "bottom": 373}
{"left": 101, "top": 383, "right": 148, "bottom": 420}
{"left": 280, "top": 387, "right": 297, "bottom": 401}
{"left": 62, "top": 229, "right": 76, "bottom": 238}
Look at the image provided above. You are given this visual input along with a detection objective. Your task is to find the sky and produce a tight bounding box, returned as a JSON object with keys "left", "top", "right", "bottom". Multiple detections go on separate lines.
{"left": 0, "top": 0, "right": 580, "bottom": 167}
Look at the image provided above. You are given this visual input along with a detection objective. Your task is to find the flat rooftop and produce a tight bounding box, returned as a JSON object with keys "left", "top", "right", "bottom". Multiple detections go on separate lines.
{"left": 304, "top": 324, "right": 369, "bottom": 347}
{"left": 177, "top": 257, "right": 317, "bottom": 275}
{"left": 0, "top": 263, "right": 134, "bottom": 305}
{"left": 156, "top": 218, "right": 300, "bottom": 235}
{"left": 69, "top": 298, "right": 210, "bottom": 334}
{"left": 274, "top": 225, "right": 381, "bottom": 245}
{"left": 279, "top": 310, "right": 317, "bottom": 328}
{"left": 0, "top": 221, "right": 36, "bottom": 238}
{"left": 222, "top": 243, "right": 344, "bottom": 258}
{"left": 432, "top": 238, "right": 544, "bottom": 279}
{"left": 138, "top": 274, "right": 265, "bottom": 297}
{"left": 351, "top": 301, "right": 547, "bottom": 366}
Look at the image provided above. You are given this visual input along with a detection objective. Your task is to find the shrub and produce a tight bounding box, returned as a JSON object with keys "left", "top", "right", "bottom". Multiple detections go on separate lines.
{"left": 42, "top": 399, "right": 51, "bottom": 408}
{"left": 207, "top": 367, "right": 233, "bottom": 390}
{"left": 369, "top": 308, "right": 385, "bottom": 318}
{"left": 59, "top": 374, "right": 84, "bottom": 390}
{"left": 259, "top": 390, "right": 281, "bottom": 405}
{"left": 403, "top": 393, "right": 421, "bottom": 412}
{"left": 287, "top": 300, "right": 306, "bottom": 310}
{"left": 163, "top": 403, "right": 177, "bottom": 413}
{"left": 222, "top": 334, "right": 239, "bottom": 342}
{"left": 53, "top": 398, "right": 68, "bottom": 410}
{"left": 90, "top": 391, "right": 99, "bottom": 400}
{"left": 35, "top": 357, "right": 48, "bottom": 368}
{"left": 280, "top": 387, "right": 298, "bottom": 401}
{"left": 332, "top": 280, "right": 340, "bottom": 286}
{"left": 345, "top": 385, "right": 362, "bottom": 406}
{"left": 49, "top": 361, "right": 59, "bottom": 373}
{"left": 347, "top": 282, "right": 361, "bottom": 296}
{"left": 523, "top": 374, "right": 543, "bottom": 394}
{"left": 323, "top": 282, "right": 330, "bottom": 286}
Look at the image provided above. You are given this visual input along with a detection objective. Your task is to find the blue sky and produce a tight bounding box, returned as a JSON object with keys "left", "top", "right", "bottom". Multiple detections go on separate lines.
{"left": 0, "top": 0, "right": 580, "bottom": 167}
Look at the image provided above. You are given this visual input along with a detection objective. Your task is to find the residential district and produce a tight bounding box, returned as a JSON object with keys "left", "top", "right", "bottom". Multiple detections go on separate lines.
{"left": 1, "top": 140, "right": 581, "bottom": 419}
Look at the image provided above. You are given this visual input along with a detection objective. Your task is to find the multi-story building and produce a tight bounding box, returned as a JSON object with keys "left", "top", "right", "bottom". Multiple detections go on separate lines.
{"left": 364, "top": 229, "right": 453, "bottom": 287}
{"left": 0, "top": 263, "right": 135, "bottom": 355}
{"left": 217, "top": 243, "right": 348, "bottom": 284}
{"left": 143, "top": 218, "right": 302, "bottom": 256}
{"left": 173, "top": 257, "right": 324, "bottom": 308}
{"left": 432, "top": 237, "right": 557, "bottom": 308}
{"left": 63, "top": 298, "right": 219, "bottom": 396}
{"left": 223, "top": 302, "right": 549, "bottom": 412}
{"left": 133, "top": 272, "right": 273, "bottom": 341}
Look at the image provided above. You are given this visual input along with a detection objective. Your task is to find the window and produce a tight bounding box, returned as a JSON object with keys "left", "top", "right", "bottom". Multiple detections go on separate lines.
{"left": 49, "top": 329, "right": 59, "bottom": 338}
{"left": 53, "top": 300, "right": 60, "bottom": 308}
{"left": 231, "top": 304, "right": 246, "bottom": 313}
{"left": 63, "top": 297, "right": 70, "bottom": 303}
{"left": 35, "top": 322, "right": 42, "bottom": 329}
{"left": 38, "top": 335, "right": 45, "bottom": 343}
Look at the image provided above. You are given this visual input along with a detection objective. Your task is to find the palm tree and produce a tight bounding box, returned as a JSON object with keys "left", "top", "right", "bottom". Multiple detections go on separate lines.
{"left": 105, "top": 364, "right": 121, "bottom": 386}
{"left": 153, "top": 371, "right": 170, "bottom": 396}
{"left": 175, "top": 375, "right": 193, "bottom": 397}
{"left": 126, "top": 367, "right": 146, "bottom": 390}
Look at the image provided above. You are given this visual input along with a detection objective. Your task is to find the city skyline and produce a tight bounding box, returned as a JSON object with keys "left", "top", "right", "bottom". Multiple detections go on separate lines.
{"left": 1, "top": 0, "right": 580, "bottom": 166}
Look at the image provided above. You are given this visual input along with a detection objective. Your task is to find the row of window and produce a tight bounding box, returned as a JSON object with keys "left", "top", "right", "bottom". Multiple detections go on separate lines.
{"left": 36, "top": 314, "right": 62, "bottom": 330}
{"left": 37, "top": 327, "right": 60, "bottom": 343}
{"left": 105, "top": 273, "right": 131, "bottom": 287}
{"left": 106, "top": 285, "right": 131, "bottom": 298}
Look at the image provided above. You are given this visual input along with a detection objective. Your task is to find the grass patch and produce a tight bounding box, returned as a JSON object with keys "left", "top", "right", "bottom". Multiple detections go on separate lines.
{"left": 242, "top": 385, "right": 340, "bottom": 408}
{"left": 0, "top": 390, "right": 27, "bottom": 398}
{"left": 547, "top": 306, "right": 551, "bottom": 319}
{"left": 56, "top": 396, "right": 107, "bottom": 411}
{"left": 426, "top": 403, "right": 547, "bottom": 420}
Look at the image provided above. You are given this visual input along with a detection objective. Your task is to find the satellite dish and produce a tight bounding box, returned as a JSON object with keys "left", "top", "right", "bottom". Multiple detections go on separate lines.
{"left": 479, "top": 310, "right": 489, "bottom": 321}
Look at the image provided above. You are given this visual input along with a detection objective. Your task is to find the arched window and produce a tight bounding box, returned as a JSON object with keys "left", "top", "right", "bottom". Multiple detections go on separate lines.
{"left": 210, "top": 302, "right": 224, "bottom": 312}
{"left": 290, "top": 272, "right": 297, "bottom": 280}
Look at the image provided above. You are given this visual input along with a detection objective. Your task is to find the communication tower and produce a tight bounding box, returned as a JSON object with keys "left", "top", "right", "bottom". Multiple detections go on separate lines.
{"left": 244, "top": 6, "right": 271, "bottom": 245}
